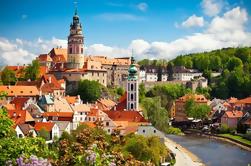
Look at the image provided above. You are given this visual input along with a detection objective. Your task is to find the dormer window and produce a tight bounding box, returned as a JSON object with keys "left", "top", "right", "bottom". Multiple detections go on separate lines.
{"left": 20, "top": 91, "right": 23, "bottom": 93}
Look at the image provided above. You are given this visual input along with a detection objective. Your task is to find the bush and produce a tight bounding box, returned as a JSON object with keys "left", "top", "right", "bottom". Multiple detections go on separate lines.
{"left": 219, "top": 124, "right": 236, "bottom": 134}
{"left": 166, "top": 127, "right": 182, "bottom": 135}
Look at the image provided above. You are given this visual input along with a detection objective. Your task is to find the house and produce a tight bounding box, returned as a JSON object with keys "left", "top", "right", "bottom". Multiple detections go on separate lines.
{"left": 0, "top": 85, "right": 39, "bottom": 102}
{"left": 137, "top": 124, "right": 165, "bottom": 141}
{"left": 54, "top": 121, "right": 71, "bottom": 137}
{"left": 186, "top": 77, "right": 208, "bottom": 91}
{"left": 65, "top": 95, "right": 82, "bottom": 105}
{"left": 40, "top": 74, "right": 65, "bottom": 97}
{"left": 235, "top": 96, "right": 251, "bottom": 112}
{"left": 8, "top": 109, "right": 35, "bottom": 126}
{"left": 173, "top": 66, "right": 202, "bottom": 81}
{"left": 10, "top": 97, "right": 34, "bottom": 110}
{"left": 221, "top": 110, "right": 243, "bottom": 128}
{"left": 71, "top": 103, "right": 90, "bottom": 122}
{"left": 34, "top": 122, "right": 59, "bottom": 140}
{"left": 86, "top": 108, "right": 107, "bottom": 122}
{"left": 37, "top": 54, "right": 53, "bottom": 69}
{"left": 15, "top": 124, "right": 37, "bottom": 138}
{"left": 174, "top": 94, "right": 209, "bottom": 122}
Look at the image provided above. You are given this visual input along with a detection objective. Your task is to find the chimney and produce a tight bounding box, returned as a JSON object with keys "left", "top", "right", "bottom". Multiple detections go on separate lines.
{"left": 114, "top": 106, "right": 116, "bottom": 111}
{"left": 48, "top": 77, "right": 51, "bottom": 83}
{"left": 13, "top": 112, "right": 16, "bottom": 117}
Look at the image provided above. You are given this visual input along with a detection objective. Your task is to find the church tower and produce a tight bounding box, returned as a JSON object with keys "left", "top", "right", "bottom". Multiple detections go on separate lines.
{"left": 67, "top": 9, "right": 85, "bottom": 69}
{"left": 127, "top": 56, "right": 139, "bottom": 110}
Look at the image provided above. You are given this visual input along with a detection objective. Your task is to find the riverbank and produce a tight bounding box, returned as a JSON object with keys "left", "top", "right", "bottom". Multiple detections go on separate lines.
{"left": 164, "top": 137, "right": 205, "bottom": 166}
{"left": 184, "top": 129, "right": 251, "bottom": 152}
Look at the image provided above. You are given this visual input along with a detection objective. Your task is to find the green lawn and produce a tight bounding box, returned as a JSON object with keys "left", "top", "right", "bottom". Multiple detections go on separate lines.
{"left": 219, "top": 134, "right": 251, "bottom": 146}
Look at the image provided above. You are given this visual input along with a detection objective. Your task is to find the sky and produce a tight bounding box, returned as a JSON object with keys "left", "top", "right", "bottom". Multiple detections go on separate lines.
{"left": 0, "top": 0, "right": 251, "bottom": 65}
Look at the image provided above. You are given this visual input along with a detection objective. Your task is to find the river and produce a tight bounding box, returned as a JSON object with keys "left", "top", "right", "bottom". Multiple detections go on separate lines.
{"left": 166, "top": 134, "right": 251, "bottom": 166}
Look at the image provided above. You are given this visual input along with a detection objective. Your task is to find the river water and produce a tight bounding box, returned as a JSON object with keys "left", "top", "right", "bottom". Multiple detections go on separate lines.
{"left": 166, "top": 134, "right": 251, "bottom": 166}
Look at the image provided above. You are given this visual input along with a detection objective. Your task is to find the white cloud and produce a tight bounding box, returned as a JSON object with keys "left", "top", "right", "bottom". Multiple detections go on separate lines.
{"left": 0, "top": 37, "right": 67, "bottom": 66}
{"left": 181, "top": 15, "right": 204, "bottom": 28}
{"left": 201, "top": 0, "right": 223, "bottom": 17}
{"left": 137, "top": 2, "right": 148, "bottom": 12}
{"left": 97, "top": 13, "right": 144, "bottom": 21}
{"left": 1, "top": 7, "right": 251, "bottom": 65}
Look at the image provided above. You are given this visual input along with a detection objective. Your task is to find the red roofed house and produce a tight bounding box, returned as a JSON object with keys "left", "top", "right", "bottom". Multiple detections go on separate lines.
{"left": 0, "top": 85, "right": 39, "bottom": 102}
{"left": 236, "top": 96, "right": 251, "bottom": 112}
{"left": 34, "top": 122, "right": 59, "bottom": 140}
{"left": 40, "top": 74, "right": 65, "bottom": 97}
{"left": 104, "top": 110, "right": 148, "bottom": 123}
{"left": 8, "top": 110, "right": 35, "bottom": 127}
{"left": 10, "top": 97, "right": 33, "bottom": 110}
{"left": 221, "top": 110, "right": 243, "bottom": 128}
{"left": 15, "top": 124, "right": 37, "bottom": 138}
{"left": 37, "top": 54, "right": 53, "bottom": 69}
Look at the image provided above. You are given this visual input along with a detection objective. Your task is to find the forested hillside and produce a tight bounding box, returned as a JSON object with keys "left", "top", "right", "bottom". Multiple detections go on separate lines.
{"left": 138, "top": 47, "right": 251, "bottom": 99}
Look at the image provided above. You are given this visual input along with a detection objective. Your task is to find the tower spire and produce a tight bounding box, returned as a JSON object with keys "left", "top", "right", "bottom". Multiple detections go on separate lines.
{"left": 74, "top": 0, "right": 78, "bottom": 15}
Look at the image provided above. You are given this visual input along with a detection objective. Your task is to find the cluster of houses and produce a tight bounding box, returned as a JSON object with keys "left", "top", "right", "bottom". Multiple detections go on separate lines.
{"left": 0, "top": 72, "right": 165, "bottom": 141}
{"left": 171, "top": 93, "right": 251, "bottom": 132}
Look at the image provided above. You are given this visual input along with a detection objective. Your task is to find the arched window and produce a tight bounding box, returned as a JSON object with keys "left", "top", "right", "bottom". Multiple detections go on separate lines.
{"left": 69, "top": 48, "right": 72, "bottom": 54}
{"left": 131, "top": 84, "right": 134, "bottom": 91}
{"left": 131, "top": 103, "right": 134, "bottom": 109}
{"left": 81, "top": 48, "right": 83, "bottom": 54}
{"left": 76, "top": 46, "right": 79, "bottom": 54}
{"left": 131, "top": 94, "right": 134, "bottom": 100}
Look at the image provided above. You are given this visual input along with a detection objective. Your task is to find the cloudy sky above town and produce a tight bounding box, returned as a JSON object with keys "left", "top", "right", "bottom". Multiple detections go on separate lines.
{"left": 0, "top": 0, "right": 251, "bottom": 65}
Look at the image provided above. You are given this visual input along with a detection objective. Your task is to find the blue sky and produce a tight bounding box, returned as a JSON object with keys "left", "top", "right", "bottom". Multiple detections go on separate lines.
{"left": 0, "top": 0, "right": 251, "bottom": 65}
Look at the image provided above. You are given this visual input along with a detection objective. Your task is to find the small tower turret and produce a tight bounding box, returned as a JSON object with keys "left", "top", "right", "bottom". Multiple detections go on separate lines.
{"left": 126, "top": 56, "right": 139, "bottom": 110}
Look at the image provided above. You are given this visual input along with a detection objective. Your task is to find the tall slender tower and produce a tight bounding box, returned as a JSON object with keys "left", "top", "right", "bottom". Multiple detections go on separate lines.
{"left": 127, "top": 56, "right": 139, "bottom": 110}
{"left": 67, "top": 8, "right": 85, "bottom": 69}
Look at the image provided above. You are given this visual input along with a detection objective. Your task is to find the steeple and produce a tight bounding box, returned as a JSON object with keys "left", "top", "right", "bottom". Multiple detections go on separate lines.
{"left": 67, "top": 2, "right": 85, "bottom": 69}
{"left": 128, "top": 55, "right": 138, "bottom": 81}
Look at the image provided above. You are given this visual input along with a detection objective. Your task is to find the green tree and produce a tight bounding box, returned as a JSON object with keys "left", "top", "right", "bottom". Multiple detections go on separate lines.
{"left": 116, "top": 87, "right": 125, "bottom": 96}
{"left": 185, "top": 98, "right": 210, "bottom": 120}
{"left": 0, "top": 107, "right": 15, "bottom": 139}
{"left": 139, "top": 83, "right": 146, "bottom": 102}
{"left": 227, "top": 57, "right": 243, "bottom": 71}
{"left": 24, "top": 60, "right": 40, "bottom": 81}
{"left": 78, "top": 79, "right": 102, "bottom": 102}
{"left": 1, "top": 68, "right": 17, "bottom": 85}
{"left": 235, "top": 47, "right": 250, "bottom": 63}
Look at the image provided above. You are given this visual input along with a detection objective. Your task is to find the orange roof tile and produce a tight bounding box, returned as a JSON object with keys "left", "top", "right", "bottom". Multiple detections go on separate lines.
{"left": 237, "top": 97, "right": 251, "bottom": 104}
{"left": 8, "top": 110, "right": 34, "bottom": 125}
{"left": 3, "top": 104, "right": 15, "bottom": 110}
{"left": 228, "top": 97, "right": 238, "bottom": 104}
{"left": 34, "top": 122, "right": 55, "bottom": 132}
{"left": 65, "top": 96, "right": 78, "bottom": 104}
{"left": 0, "top": 86, "right": 39, "bottom": 97}
{"left": 104, "top": 111, "right": 148, "bottom": 123}
{"left": 37, "top": 54, "right": 52, "bottom": 62}
{"left": 10, "top": 97, "right": 29, "bottom": 110}
{"left": 224, "top": 111, "right": 243, "bottom": 118}
{"left": 177, "top": 94, "right": 208, "bottom": 103}
{"left": 42, "top": 112, "right": 73, "bottom": 118}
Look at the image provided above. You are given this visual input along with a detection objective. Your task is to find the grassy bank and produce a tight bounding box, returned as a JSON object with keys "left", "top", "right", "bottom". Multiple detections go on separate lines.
{"left": 218, "top": 134, "right": 251, "bottom": 146}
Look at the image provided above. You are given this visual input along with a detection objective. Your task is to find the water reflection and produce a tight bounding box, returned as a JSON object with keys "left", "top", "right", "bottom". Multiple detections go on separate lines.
{"left": 167, "top": 134, "right": 251, "bottom": 166}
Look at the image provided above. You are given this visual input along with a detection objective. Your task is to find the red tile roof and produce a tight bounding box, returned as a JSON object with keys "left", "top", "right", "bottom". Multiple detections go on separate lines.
{"left": 111, "top": 92, "right": 127, "bottom": 111}
{"left": 34, "top": 122, "right": 55, "bottom": 132}
{"left": 42, "top": 112, "right": 73, "bottom": 118}
{"left": 37, "top": 54, "right": 52, "bottom": 62}
{"left": 0, "top": 86, "right": 39, "bottom": 97}
{"left": 10, "top": 97, "right": 29, "bottom": 110}
{"left": 65, "top": 96, "right": 79, "bottom": 104}
{"left": 237, "top": 97, "right": 251, "bottom": 104}
{"left": 224, "top": 111, "right": 243, "bottom": 118}
{"left": 104, "top": 111, "right": 148, "bottom": 123}
{"left": 177, "top": 94, "right": 208, "bottom": 103}
{"left": 8, "top": 110, "right": 34, "bottom": 126}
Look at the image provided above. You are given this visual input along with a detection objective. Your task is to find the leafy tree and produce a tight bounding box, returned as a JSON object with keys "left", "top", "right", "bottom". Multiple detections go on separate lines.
{"left": 185, "top": 98, "right": 210, "bottom": 120}
{"left": 139, "top": 83, "right": 146, "bottom": 102}
{"left": 24, "top": 60, "right": 40, "bottom": 81}
{"left": 78, "top": 79, "right": 102, "bottom": 102}
{"left": 227, "top": 57, "right": 243, "bottom": 71}
{"left": 235, "top": 47, "right": 250, "bottom": 63}
{"left": 116, "top": 87, "right": 125, "bottom": 96}
{"left": 0, "top": 107, "right": 15, "bottom": 139}
{"left": 1, "top": 68, "right": 17, "bottom": 85}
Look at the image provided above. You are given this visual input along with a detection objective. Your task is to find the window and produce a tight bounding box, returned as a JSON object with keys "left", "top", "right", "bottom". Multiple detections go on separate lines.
{"left": 81, "top": 48, "right": 83, "bottom": 54}
{"left": 154, "top": 130, "right": 156, "bottom": 133}
{"left": 80, "top": 112, "right": 83, "bottom": 115}
{"left": 92, "top": 72, "right": 94, "bottom": 76}
{"left": 131, "top": 94, "right": 134, "bottom": 100}
{"left": 89, "top": 117, "right": 91, "bottom": 121}
{"left": 143, "top": 130, "right": 145, "bottom": 133}
{"left": 106, "top": 122, "right": 109, "bottom": 126}
{"left": 20, "top": 91, "right": 23, "bottom": 93}
{"left": 80, "top": 117, "right": 82, "bottom": 121}
{"left": 108, "top": 129, "right": 110, "bottom": 133}
{"left": 131, "top": 103, "right": 134, "bottom": 109}
{"left": 69, "top": 48, "right": 72, "bottom": 54}
{"left": 93, "top": 117, "right": 95, "bottom": 121}
{"left": 131, "top": 84, "right": 134, "bottom": 91}
{"left": 69, "top": 74, "right": 71, "bottom": 76}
